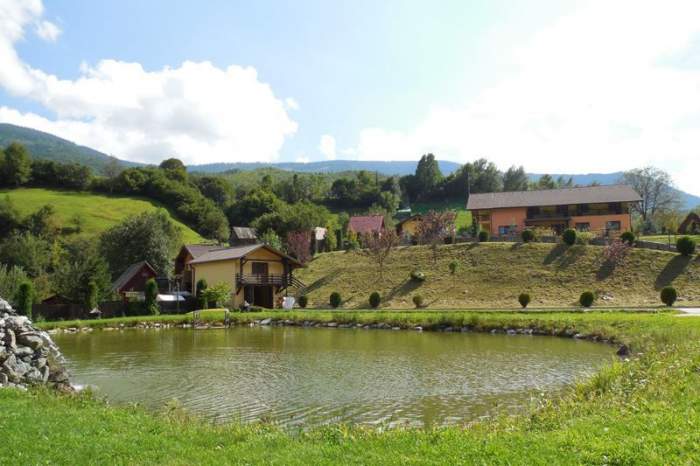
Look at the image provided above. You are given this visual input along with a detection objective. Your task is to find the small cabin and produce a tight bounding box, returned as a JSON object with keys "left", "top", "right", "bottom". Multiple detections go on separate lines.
{"left": 348, "top": 215, "right": 385, "bottom": 236}
{"left": 396, "top": 214, "right": 422, "bottom": 241}
{"left": 230, "top": 227, "right": 258, "bottom": 246}
{"left": 111, "top": 261, "right": 158, "bottom": 300}
{"left": 187, "top": 244, "right": 304, "bottom": 309}
{"left": 679, "top": 212, "right": 700, "bottom": 235}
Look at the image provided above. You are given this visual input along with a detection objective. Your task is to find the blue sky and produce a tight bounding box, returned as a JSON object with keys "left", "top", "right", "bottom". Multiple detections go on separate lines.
{"left": 1, "top": 0, "right": 700, "bottom": 195}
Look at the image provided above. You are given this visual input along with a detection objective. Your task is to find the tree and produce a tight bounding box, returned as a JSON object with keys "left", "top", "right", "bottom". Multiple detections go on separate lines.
{"left": 196, "top": 176, "right": 234, "bottom": 208}
{"left": 52, "top": 237, "right": 111, "bottom": 307}
{"left": 144, "top": 278, "right": 159, "bottom": 315}
{"left": 502, "top": 166, "right": 529, "bottom": 192}
{"left": 361, "top": 228, "right": 399, "bottom": 280}
{"left": 0, "top": 264, "right": 29, "bottom": 308}
{"left": 286, "top": 231, "right": 312, "bottom": 264}
{"left": 0, "top": 195, "right": 22, "bottom": 236}
{"left": 202, "top": 282, "right": 232, "bottom": 308}
{"left": 414, "top": 154, "right": 443, "bottom": 199}
{"left": 416, "top": 210, "right": 457, "bottom": 263}
{"left": 533, "top": 174, "right": 556, "bottom": 190}
{"left": 226, "top": 189, "right": 283, "bottom": 226}
{"left": 621, "top": 167, "right": 681, "bottom": 221}
{"left": 104, "top": 157, "right": 123, "bottom": 183}
{"left": 1, "top": 142, "right": 31, "bottom": 187}
{"left": 259, "top": 229, "right": 284, "bottom": 251}
{"left": 196, "top": 279, "right": 208, "bottom": 309}
{"left": 159, "top": 158, "right": 188, "bottom": 181}
{"left": 25, "top": 204, "right": 62, "bottom": 238}
{"left": 100, "top": 210, "right": 182, "bottom": 279}
{"left": 16, "top": 281, "right": 33, "bottom": 318}
{"left": 0, "top": 232, "right": 52, "bottom": 277}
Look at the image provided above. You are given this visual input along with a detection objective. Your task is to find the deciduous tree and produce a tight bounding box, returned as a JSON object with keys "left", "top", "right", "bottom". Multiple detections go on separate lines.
{"left": 361, "top": 228, "right": 399, "bottom": 280}
{"left": 416, "top": 210, "right": 456, "bottom": 263}
{"left": 621, "top": 167, "right": 681, "bottom": 221}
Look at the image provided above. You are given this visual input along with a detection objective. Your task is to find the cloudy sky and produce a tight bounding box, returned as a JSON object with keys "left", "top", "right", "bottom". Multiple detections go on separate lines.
{"left": 1, "top": 0, "right": 700, "bottom": 195}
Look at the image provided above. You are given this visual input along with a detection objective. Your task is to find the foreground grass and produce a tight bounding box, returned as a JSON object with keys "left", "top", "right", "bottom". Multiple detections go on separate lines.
{"left": 297, "top": 242, "right": 700, "bottom": 308}
{"left": 8, "top": 311, "right": 700, "bottom": 464}
{"left": 0, "top": 187, "right": 203, "bottom": 242}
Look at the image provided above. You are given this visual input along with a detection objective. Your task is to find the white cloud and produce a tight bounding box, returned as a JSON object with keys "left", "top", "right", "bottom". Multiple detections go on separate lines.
{"left": 285, "top": 97, "right": 299, "bottom": 110}
{"left": 0, "top": 0, "right": 297, "bottom": 164}
{"left": 295, "top": 155, "right": 310, "bottom": 163}
{"left": 35, "top": 19, "right": 60, "bottom": 41}
{"left": 318, "top": 134, "right": 336, "bottom": 160}
{"left": 353, "top": 1, "right": 700, "bottom": 195}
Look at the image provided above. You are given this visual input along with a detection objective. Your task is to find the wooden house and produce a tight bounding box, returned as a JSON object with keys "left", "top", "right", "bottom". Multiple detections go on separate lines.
{"left": 111, "top": 261, "right": 158, "bottom": 299}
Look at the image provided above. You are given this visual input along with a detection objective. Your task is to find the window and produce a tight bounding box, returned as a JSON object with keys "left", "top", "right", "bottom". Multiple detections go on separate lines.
{"left": 606, "top": 221, "right": 621, "bottom": 231}
{"left": 498, "top": 225, "right": 513, "bottom": 236}
{"left": 575, "top": 222, "right": 590, "bottom": 232}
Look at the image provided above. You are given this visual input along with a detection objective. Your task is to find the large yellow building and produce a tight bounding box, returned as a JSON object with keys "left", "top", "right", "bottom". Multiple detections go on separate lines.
{"left": 185, "top": 244, "right": 304, "bottom": 309}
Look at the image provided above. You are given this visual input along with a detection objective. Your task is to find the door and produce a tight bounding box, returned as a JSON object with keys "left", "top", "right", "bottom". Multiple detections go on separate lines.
{"left": 251, "top": 262, "right": 269, "bottom": 284}
{"left": 253, "top": 286, "right": 274, "bottom": 308}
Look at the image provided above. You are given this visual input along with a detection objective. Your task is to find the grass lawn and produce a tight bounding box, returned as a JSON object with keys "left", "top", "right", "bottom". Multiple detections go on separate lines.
{"left": 640, "top": 234, "right": 700, "bottom": 244}
{"left": 0, "top": 187, "right": 204, "bottom": 243}
{"left": 410, "top": 200, "right": 472, "bottom": 230}
{"left": 300, "top": 241, "right": 700, "bottom": 309}
{"left": 6, "top": 310, "right": 700, "bottom": 464}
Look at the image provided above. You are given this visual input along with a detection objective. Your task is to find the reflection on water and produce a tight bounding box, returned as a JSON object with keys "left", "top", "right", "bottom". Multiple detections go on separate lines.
{"left": 55, "top": 326, "right": 613, "bottom": 428}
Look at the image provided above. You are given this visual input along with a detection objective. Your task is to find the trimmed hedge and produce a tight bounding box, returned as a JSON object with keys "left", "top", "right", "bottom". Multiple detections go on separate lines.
{"left": 369, "top": 292, "right": 381, "bottom": 309}
{"left": 518, "top": 293, "right": 531, "bottom": 308}
{"left": 412, "top": 295, "right": 424, "bottom": 308}
{"left": 298, "top": 295, "right": 308, "bottom": 308}
{"left": 521, "top": 229, "right": 535, "bottom": 243}
{"left": 562, "top": 228, "right": 577, "bottom": 246}
{"left": 579, "top": 291, "right": 595, "bottom": 308}
{"left": 410, "top": 270, "right": 426, "bottom": 282}
{"left": 478, "top": 230, "right": 489, "bottom": 242}
{"left": 620, "top": 231, "right": 636, "bottom": 246}
{"left": 676, "top": 236, "right": 696, "bottom": 257}
{"left": 660, "top": 287, "right": 678, "bottom": 307}
{"left": 329, "top": 292, "right": 341, "bottom": 308}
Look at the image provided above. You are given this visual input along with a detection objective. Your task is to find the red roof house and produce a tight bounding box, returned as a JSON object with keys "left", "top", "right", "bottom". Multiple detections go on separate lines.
{"left": 348, "top": 215, "right": 385, "bottom": 235}
{"left": 111, "top": 261, "right": 158, "bottom": 299}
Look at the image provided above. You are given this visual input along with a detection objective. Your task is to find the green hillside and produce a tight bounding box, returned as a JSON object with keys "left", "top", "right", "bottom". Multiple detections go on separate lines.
{"left": 0, "top": 123, "right": 137, "bottom": 174}
{"left": 0, "top": 188, "right": 204, "bottom": 243}
{"left": 297, "top": 242, "right": 700, "bottom": 308}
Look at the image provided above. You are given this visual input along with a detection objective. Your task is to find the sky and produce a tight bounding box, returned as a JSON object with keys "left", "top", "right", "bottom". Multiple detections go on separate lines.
{"left": 1, "top": 0, "right": 700, "bottom": 195}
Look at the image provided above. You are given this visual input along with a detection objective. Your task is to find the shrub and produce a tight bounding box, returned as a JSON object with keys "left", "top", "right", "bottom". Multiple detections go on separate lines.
{"left": 620, "top": 231, "right": 636, "bottom": 246}
{"left": 16, "top": 281, "right": 33, "bottom": 319}
{"left": 660, "top": 287, "right": 678, "bottom": 307}
{"left": 676, "top": 236, "right": 696, "bottom": 257}
{"left": 448, "top": 261, "right": 458, "bottom": 275}
{"left": 562, "top": 228, "right": 577, "bottom": 246}
{"left": 521, "top": 229, "right": 535, "bottom": 243}
{"left": 369, "top": 292, "right": 381, "bottom": 308}
{"left": 196, "top": 279, "right": 208, "bottom": 309}
{"left": 576, "top": 231, "right": 595, "bottom": 245}
{"left": 298, "top": 295, "right": 308, "bottom": 308}
{"left": 518, "top": 293, "right": 531, "bottom": 308}
{"left": 144, "top": 278, "right": 159, "bottom": 315}
{"left": 329, "top": 291, "right": 341, "bottom": 308}
{"left": 412, "top": 294, "right": 424, "bottom": 308}
{"left": 478, "top": 230, "right": 489, "bottom": 242}
{"left": 410, "top": 270, "right": 426, "bottom": 282}
{"left": 579, "top": 291, "right": 595, "bottom": 308}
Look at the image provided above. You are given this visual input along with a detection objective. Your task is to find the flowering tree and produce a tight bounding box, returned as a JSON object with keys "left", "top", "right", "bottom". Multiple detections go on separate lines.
{"left": 602, "top": 240, "right": 632, "bottom": 267}
{"left": 286, "top": 230, "right": 312, "bottom": 264}
{"left": 361, "top": 228, "right": 399, "bottom": 280}
{"left": 416, "top": 210, "right": 457, "bottom": 263}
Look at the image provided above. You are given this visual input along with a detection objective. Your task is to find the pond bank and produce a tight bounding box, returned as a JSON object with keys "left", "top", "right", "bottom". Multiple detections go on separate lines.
{"left": 4, "top": 311, "right": 699, "bottom": 464}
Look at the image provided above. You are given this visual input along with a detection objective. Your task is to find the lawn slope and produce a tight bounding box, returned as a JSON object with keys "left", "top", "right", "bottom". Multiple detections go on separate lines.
{"left": 297, "top": 242, "right": 700, "bottom": 308}
{"left": 1, "top": 188, "right": 204, "bottom": 243}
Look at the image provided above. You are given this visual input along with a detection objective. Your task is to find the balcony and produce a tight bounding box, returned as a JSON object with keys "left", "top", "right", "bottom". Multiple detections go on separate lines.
{"left": 236, "top": 274, "right": 306, "bottom": 290}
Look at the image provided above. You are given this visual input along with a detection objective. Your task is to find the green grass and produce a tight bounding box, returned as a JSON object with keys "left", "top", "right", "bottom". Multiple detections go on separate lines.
{"left": 641, "top": 234, "right": 700, "bottom": 244}
{"left": 0, "top": 187, "right": 204, "bottom": 242}
{"left": 7, "top": 310, "right": 700, "bottom": 464}
{"left": 299, "top": 241, "right": 700, "bottom": 308}
{"left": 410, "top": 200, "right": 472, "bottom": 230}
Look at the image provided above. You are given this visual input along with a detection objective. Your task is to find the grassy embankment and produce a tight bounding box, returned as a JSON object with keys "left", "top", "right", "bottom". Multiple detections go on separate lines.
{"left": 296, "top": 241, "right": 700, "bottom": 309}
{"left": 5, "top": 310, "right": 700, "bottom": 464}
{"left": 0, "top": 187, "right": 204, "bottom": 243}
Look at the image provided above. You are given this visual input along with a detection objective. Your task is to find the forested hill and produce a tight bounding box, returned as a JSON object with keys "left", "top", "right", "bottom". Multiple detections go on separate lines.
{"left": 0, "top": 123, "right": 138, "bottom": 174}
{"left": 188, "top": 160, "right": 463, "bottom": 175}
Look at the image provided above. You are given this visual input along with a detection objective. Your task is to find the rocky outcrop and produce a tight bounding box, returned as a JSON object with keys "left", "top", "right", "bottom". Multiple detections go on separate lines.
{"left": 0, "top": 298, "right": 71, "bottom": 391}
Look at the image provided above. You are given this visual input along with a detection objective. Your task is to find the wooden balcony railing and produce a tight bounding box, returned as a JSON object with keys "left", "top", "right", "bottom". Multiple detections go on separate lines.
{"left": 236, "top": 274, "right": 306, "bottom": 290}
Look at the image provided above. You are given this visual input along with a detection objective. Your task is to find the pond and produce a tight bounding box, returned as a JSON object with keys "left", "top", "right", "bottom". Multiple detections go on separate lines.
{"left": 55, "top": 326, "right": 614, "bottom": 429}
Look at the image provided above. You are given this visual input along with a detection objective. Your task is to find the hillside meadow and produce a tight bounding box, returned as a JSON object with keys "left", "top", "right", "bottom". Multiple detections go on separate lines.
{"left": 0, "top": 188, "right": 204, "bottom": 243}
{"left": 296, "top": 241, "right": 700, "bottom": 308}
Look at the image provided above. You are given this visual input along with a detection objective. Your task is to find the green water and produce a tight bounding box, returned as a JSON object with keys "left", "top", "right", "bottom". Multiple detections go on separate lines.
{"left": 54, "top": 327, "right": 614, "bottom": 428}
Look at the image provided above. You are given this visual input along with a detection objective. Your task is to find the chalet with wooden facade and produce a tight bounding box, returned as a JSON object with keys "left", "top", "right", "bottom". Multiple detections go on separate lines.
{"left": 185, "top": 244, "right": 304, "bottom": 309}
{"left": 111, "top": 261, "right": 158, "bottom": 299}
{"left": 467, "top": 185, "right": 642, "bottom": 237}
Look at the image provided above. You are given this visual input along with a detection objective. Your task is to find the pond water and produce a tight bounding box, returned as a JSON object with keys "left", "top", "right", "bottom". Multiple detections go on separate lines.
{"left": 55, "top": 327, "right": 613, "bottom": 429}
